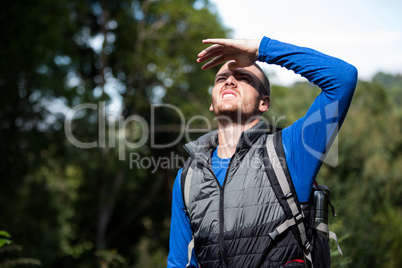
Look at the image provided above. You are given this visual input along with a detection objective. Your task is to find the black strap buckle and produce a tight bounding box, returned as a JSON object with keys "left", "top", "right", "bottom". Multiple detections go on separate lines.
{"left": 303, "top": 241, "right": 313, "bottom": 253}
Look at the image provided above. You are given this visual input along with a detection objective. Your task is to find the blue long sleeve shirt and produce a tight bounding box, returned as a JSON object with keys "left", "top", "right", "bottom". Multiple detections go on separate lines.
{"left": 167, "top": 37, "right": 358, "bottom": 267}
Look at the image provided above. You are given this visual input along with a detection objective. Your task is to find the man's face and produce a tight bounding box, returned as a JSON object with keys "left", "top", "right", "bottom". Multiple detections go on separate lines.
{"left": 209, "top": 63, "right": 269, "bottom": 123}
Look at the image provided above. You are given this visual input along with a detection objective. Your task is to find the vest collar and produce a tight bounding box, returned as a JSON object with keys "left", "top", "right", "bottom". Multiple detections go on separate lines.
{"left": 184, "top": 121, "right": 268, "bottom": 164}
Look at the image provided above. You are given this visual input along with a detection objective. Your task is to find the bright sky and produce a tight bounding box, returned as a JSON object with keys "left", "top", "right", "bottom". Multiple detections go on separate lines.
{"left": 208, "top": 0, "right": 402, "bottom": 85}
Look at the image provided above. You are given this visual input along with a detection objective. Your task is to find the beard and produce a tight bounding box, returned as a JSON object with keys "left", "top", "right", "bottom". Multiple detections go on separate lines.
{"left": 212, "top": 99, "right": 261, "bottom": 126}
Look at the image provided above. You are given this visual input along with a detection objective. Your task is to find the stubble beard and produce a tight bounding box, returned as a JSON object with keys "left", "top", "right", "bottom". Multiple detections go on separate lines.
{"left": 213, "top": 99, "right": 261, "bottom": 127}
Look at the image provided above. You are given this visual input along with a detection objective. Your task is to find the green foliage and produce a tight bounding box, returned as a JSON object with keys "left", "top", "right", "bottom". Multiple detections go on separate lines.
{"left": 328, "top": 221, "right": 352, "bottom": 267}
{"left": 318, "top": 79, "right": 402, "bottom": 267}
{"left": 96, "top": 249, "right": 128, "bottom": 268}
{"left": 0, "top": 232, "right": 42, "bottom": 267}
{"left": 0, "top": 0, "right": 229, "bottom": 267}
{"left": 372, "top": 72, "right": 402, "bottom": 108}
{"left": 0, "top": 231, "right": 12, "bottom": 248}
{"left": 265, "top": 82, "right": 320, "bottom": 127}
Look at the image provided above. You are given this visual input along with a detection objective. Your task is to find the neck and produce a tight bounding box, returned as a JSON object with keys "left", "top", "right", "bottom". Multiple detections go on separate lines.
{"left": 216, "top": 118, "right": 260, "bottom": 158}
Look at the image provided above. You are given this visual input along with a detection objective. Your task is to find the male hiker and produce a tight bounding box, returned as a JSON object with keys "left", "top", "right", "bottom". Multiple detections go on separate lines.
{"left": 167, "top": 36, "right": 357, "bottom": 267}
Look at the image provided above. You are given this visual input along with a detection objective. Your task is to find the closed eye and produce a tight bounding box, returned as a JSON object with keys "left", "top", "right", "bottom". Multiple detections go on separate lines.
{"left": 237, "top": 75, "right": 251, "bottom": 83}
{"left": 215, "top": 76, "right": 227, "bottom": 83}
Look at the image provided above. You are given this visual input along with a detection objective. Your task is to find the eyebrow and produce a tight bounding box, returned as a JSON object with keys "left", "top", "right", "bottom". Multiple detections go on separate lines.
{"left": 215, "top": 71, "right": 254, "bottom": 81}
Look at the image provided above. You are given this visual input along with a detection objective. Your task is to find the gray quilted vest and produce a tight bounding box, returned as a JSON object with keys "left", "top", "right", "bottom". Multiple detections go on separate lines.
{"left": 181, "top": 122, "right": 315, "bottom": 268}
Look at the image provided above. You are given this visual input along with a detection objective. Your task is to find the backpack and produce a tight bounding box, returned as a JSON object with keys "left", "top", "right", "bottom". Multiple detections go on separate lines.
{"left": 181, "top": 132, "right": 342, "bottom": 268}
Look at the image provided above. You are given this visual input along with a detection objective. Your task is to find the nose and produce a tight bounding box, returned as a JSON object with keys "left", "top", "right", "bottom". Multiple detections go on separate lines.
{"left": 225, "top": 75, "right": 237, "bottom": 87}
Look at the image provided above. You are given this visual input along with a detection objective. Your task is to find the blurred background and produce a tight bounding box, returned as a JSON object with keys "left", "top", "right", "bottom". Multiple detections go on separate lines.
{"left": 0, "top": 0, "right": 401, "bottom": 267}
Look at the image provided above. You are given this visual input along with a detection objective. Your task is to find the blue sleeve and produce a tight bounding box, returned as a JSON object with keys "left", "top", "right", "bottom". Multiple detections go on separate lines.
{"left": 258, "top": 37, "right": 358, "bottom": 202}
{"left": 167, "top": 168, "right": 198, "bottom": 268}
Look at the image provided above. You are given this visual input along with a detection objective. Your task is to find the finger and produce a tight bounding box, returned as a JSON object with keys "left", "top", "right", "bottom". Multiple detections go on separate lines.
{"left": 202, "top": 38, "right": 229, "bottom": 45}
{"left": 197, "top": 50, "right": 223, "bottom": 63}
{"left": 227, "top": 60, "right": 240, "bottom": 71}
{"left": 201, "top": 55, "right": 226, "bottom": 70}
{"left": 197, "top": 44, "right": 223, "bottom": 58}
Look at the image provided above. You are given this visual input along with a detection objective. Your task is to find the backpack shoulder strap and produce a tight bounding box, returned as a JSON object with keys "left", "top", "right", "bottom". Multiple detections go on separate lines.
{"left": 264, "top": 132, "right": 313, "bottom": 267}
{"left": 180, "top": 157, "right": 198, "bottom": 267}
{"left": 181, "top": 157, "right": 196, "bottom": 214}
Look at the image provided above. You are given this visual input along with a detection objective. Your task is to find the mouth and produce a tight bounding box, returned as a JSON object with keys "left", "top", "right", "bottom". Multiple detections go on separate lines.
{"left": 221, "top": 90, "right": 238, "bottom": 99}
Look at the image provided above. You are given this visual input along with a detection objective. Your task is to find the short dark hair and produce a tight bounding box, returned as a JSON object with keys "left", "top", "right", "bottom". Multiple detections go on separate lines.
{"left": 253, "top": 63, "right": 271, "bottom": 97}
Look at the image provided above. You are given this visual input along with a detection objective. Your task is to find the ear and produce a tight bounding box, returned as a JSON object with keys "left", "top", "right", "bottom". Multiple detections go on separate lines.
{"left": 259, "top": 95, "right": 270, "bottom": 113}
{"left": 209, "top": 103, "right": 214, "bottom": 112}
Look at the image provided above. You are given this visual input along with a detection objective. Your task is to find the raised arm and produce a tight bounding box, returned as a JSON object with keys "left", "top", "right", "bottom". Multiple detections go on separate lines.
{"left": 258, "top": 37, "right": 358, "bottom": 201}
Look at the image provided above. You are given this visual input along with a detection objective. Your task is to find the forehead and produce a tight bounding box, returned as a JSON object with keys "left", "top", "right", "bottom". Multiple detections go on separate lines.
{"left": 216, "top": 63, "right": 264, "bottom": 81}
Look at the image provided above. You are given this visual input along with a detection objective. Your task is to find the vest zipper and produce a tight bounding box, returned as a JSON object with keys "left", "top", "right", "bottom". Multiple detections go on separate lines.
{"left": 194, "top": 162, "right": 228, "bottom": 267}
{"left": 218, "top": 156, "right": 234, "bottom": 267}
{"left": 219, "top": 185, "right": 225, "bottom": 267}
{"left": 184, "top": 148, "right": 235, "bottom": 268}
{"left": 202, "top": 164, "right": 228, "bottom": 267}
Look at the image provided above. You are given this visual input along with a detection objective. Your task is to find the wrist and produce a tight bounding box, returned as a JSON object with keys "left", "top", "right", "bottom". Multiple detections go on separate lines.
{"left": 255, "top": 48, "right": 259, "bottom": 62}
{"left": 254, "top": 37, "right": 264, "bottom": 61}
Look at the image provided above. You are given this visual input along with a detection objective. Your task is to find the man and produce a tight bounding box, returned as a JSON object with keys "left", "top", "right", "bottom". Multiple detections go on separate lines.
{"left": 167, "top": 37, "right": 357, "bottom": 267}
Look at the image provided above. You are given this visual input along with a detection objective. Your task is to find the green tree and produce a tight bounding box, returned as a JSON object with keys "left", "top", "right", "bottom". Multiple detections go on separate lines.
{"left": 0, "top": 0, "right": 229, "bottom": 267}
{"left": 319, "top": 79, "right": 402, "bottom": 267}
